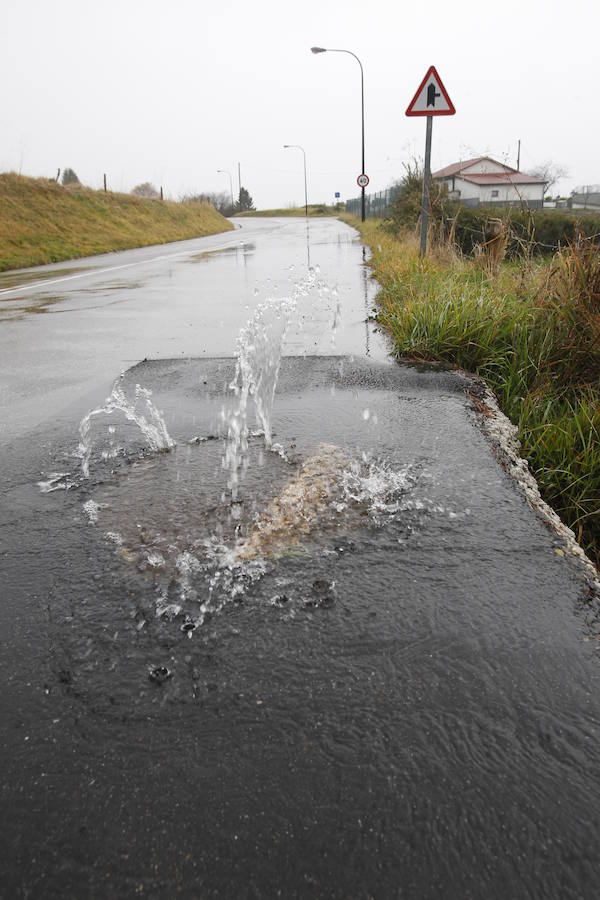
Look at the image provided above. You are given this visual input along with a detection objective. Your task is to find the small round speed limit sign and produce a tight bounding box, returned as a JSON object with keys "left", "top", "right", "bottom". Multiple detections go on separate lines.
{"left": 357, "top": 173, "right": 369, "bottom": 188}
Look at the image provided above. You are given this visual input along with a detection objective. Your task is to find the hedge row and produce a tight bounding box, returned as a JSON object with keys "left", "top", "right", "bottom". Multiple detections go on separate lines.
{"left": 440, "top": 205, "right": 600, "bottom": 257}
{"left": 385, "top": 167, "right": 600, "bottom": 257}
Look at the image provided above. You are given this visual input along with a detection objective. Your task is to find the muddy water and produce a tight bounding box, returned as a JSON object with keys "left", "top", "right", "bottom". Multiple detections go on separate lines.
{"left": 2, "top": 356, "right": 600, "bottom": 898}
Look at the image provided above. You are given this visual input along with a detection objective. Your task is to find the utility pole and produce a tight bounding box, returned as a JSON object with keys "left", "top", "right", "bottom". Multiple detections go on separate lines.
{"left": 310, "top": 47, "right": 366, "bottom": 222}
{"left": 517, "top": 139, "right": 521, "bottom": 172}
{"left": 283, "top": 145, "right": 308, "bottom": 217}
{"left": 238, "top": 162, "right": 241, "bottom": 196}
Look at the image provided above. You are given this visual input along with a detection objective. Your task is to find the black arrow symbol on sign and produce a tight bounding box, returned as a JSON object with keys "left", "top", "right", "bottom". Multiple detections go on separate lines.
{"left": 427, "top": 83, "right": 440, "bottom": 107}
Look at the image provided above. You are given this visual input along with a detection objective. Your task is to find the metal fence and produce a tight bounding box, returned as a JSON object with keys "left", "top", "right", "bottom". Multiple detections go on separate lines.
{"left": 345, "top": 185, "right": 554, "bottom": 218}
{"left": 345, "top": 186, "right": 401, "bottom": 219}
{"left": 571, "top": 187, "right": 600, "bottom": 210}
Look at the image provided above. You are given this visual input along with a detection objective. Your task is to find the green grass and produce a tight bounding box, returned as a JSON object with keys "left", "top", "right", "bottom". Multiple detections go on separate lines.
{"left": 0, "top": 172, "right": 234, "bottom": 271}
{"left": 350, "top": 218, "right": 600, "bottom": 567}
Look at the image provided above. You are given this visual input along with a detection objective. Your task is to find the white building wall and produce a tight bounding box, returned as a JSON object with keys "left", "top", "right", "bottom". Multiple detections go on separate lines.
{"left": 478, "top": 183, "right": 545, "bottom": 203}
{"left": 452, "top": 177, "right": 480, "bottom": 200}
{"left": 449, "top": 178, "right": 544, "bottom": 204}
{"left": 462, "top": 159, "right": 508, "bottom": 175}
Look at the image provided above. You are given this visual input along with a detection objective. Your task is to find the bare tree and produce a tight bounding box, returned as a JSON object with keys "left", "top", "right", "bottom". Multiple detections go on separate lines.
{"left": 180, "top": 191, "right": 232, "bottom": 215}
{"left": 529, "top": 161, "right": 569, "bottom": 196}
{"left": 131, "top": 182, "right": 159, "bottom": 199}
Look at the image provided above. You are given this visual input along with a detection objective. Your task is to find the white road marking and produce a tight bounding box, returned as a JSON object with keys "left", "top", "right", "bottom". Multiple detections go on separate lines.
{"left": 0, "top": 240, "right": 240, "bottom": 297}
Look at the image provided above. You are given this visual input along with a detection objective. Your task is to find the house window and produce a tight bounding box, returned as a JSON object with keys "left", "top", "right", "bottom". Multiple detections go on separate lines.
{"left": 491, "top": 190, "right": 499, "bottom": 198}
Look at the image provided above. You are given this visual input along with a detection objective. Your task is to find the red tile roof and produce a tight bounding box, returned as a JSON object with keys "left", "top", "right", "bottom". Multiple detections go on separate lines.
{"left": 432, "top": 156, "right": 546, "bottom": 185}
{"left": 432, "top": 157, "right": 487, "bottom": 178}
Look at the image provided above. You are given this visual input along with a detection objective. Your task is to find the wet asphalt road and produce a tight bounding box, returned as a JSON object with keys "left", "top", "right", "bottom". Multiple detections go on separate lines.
{"left": 0, "top": 217, "right": 385, "bottom": 445}
{"left": 1, "top": 218, "right": 600, "bottom": 899}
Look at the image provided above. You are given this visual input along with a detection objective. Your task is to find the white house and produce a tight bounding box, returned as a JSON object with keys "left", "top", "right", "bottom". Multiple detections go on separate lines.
{"left": 432, "top": 157, "right": 546, "bottom": 208}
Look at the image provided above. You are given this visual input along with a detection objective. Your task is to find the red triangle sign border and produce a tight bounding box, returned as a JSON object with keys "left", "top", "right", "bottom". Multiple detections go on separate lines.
{"left": 405, "top": 65, "right": 456, "bottom": 117}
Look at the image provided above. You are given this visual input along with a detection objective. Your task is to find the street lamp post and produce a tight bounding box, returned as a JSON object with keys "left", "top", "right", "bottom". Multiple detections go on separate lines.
{"left": 217, "top": 169, "right": 234, "bottom": 212}
{"left": 311, "top": 46, "right": 366, "bottom": 222}
{"left": 283, "top": 145, "right": 308, "bottom": 218}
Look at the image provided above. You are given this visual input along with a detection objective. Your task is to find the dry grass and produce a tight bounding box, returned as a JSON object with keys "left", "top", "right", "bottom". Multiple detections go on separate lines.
{"left": 0, "top": 173, "right": 234, "bottom": 271}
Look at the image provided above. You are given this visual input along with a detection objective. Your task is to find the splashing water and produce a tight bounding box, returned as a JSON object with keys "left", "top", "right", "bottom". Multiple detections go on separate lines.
{"left": 37, "top": 472, "right": 76, "bottom": 493}
{"left": 64, "top": 258, "right": 436, "bottom": 636}
{"left": 77, "top": 377, "right": 175, "bottom": 477}
{"left": 330, "top": 286, "right": 341, "bottom": 347}
{"left": 222, "top": 267, "right": 321, "bottom": 498}
{"left": 340, "top": 455, "right": 419, "bottom": 526}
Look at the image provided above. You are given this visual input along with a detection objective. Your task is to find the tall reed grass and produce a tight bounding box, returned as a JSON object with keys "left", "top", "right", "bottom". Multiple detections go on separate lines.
{"left": 354, "top": 220, "right": 599, "bottom": 566}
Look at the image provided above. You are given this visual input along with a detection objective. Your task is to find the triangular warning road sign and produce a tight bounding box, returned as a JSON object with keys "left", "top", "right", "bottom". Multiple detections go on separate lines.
{"left": 406, "top": 66, "right": 455, "bottom": 117}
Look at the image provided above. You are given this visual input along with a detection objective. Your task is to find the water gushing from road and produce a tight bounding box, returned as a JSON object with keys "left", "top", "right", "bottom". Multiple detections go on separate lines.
{"left": 77, "top": 377, "right": 174, "bottom": 477}
{"left": 222, "top": 266, "right": 320, "bottom": 498}
{"left": 65, "top": 265, "right": 436, "bottom": 632}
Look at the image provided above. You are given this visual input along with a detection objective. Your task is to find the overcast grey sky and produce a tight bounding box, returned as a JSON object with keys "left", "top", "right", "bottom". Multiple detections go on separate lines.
{"left": 1, "top": 0, "right": 596, "bottom": 208}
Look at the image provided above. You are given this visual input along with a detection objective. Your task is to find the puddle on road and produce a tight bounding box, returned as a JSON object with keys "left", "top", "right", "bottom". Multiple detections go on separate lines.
{"left": 0, "top": 264, "right": 96, "bottom": 291}
{"left": 187, "top": 243, "right": 256, "bottom": 264}
{"left": 0, "top": 282, "right": 146, "bottom": 320}
{"left": 0, "top": 293, "right": 67, "bottom": 320}
{"left": 77, "top": 280, "right": 144, "bottom": 293}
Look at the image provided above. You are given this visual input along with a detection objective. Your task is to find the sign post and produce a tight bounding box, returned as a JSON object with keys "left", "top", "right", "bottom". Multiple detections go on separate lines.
{"left": 421, "top": 116, "right": 433, "bottom": 257}
{"left": 406, "top": 66, "right": 455, "bottom": 256}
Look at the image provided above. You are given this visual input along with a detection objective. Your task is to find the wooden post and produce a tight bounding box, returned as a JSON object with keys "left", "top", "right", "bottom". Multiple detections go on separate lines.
{"left": 160, "top": 186, "right": 164, "bottom": 201}
{"left": 56, "top": 168, "right": 61, "bottom": 183}
{"left": 103, "top": 173, "right": 107, "bottom": 191}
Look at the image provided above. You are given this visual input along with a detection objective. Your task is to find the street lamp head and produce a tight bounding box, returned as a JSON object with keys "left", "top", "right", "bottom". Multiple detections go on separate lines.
{"left": 311, "top": 46, "right": 327, "bottom": 54}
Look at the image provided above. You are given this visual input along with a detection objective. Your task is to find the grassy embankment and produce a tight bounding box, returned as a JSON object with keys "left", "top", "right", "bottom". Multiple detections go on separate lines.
{"left": 348, "top": 217, "right": 600, "bottom": 567}
{"left": 0, "top": 173, "right": 234, "bottom": 272}
{"left": 237, "top": 204, "right": 344, "bottom": 218}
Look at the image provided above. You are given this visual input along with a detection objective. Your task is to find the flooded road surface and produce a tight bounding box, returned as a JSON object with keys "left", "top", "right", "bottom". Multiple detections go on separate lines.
{"left": 1, "top": 220, "right": 600, "bottom": 899}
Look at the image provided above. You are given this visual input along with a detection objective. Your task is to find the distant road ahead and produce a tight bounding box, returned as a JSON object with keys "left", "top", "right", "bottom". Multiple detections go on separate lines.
{"left": 0, "top": 217, "right": 385, "bottom": 444}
